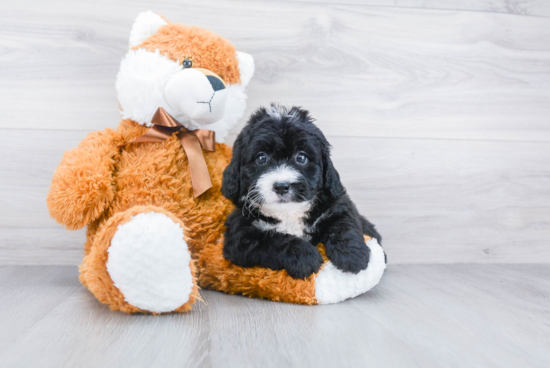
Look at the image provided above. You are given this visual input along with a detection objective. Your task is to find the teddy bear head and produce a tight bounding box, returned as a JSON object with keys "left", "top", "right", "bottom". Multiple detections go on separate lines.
{"left": 116, "top": 11, "right": 254, "bottom": 142}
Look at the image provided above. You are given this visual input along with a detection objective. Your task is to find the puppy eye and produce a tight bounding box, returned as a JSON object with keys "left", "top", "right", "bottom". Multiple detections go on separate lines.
{"left": 296, "top": 152, "right": 308, "bottom": 165}
{"left": 255, "top": 153, "right": 268, "bottom": 166}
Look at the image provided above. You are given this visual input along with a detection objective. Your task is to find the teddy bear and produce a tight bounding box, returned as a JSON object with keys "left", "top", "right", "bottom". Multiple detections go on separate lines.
{"left": 47, "top": 11, "right": 253, "bottom": 314}
{"left": 47, "top": 12, "right": 385, "bottom": 314}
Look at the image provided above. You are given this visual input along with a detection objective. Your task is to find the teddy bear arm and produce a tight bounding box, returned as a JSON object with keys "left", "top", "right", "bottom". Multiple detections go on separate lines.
{"left": 47, "top": 129, "right": 119, "bottom": 230}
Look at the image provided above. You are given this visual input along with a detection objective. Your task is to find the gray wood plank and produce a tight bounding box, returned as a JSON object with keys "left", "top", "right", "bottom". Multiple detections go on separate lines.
{"left": 336, "top": 136, "right": 550, "bottom": 264}
{"left": 291, "top": 0, "right": 550, "bottom": 17}
{"left": 0, "top": 266, "right": 81, "bottom": 353}
{"left": 2, "top": 130, "right": 549, "bottom": 265}
{"left": 0, "top": 129, "right": 89, "bottom": 229}
{"left": 1, "top": 0, "right": 549, "bottom": 141}
{"left": 0, "top": 264, "right": 548, "bottom": 367}
{"left": 0, "top": 228, "right": 86, "bottom": 265}
{"left": 0, "top": 266, "right": 211, "bottom": 368}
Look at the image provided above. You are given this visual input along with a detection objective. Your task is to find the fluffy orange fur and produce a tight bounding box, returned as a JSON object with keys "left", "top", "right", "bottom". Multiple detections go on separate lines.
{"left": 198, "top": 239, "right": 319, "bottom": 305}
{"left": 137, "top": 23, "right": 241, "bottom": 85}
{"left": 48, "top": 120, "right": 235, "bottom": 257}
{"left": 47, "top": 130, "right": 118, "bottom": 231}
{"left": 48, "top": 119, "right": 234, "bottom": 313}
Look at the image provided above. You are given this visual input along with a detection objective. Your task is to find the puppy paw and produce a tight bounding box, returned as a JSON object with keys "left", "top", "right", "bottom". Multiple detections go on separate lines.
{"left": 284, "top": 239, "right": 324, "bottom": 279}
{"left": 326, "top": 235, "right": 370, "bottom": 274}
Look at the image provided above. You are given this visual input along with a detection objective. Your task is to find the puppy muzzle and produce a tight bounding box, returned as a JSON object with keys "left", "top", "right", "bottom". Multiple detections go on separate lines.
{"left": 163, "top": 68, "right": 227, "bottom": 124}
{"left": 256, "top": 165, "right": 303, "bottom": 204}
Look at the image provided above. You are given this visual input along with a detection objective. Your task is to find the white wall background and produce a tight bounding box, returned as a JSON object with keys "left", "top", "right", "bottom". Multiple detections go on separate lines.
{"left": 1, "top": 0, "right": 549, "bottom": 265}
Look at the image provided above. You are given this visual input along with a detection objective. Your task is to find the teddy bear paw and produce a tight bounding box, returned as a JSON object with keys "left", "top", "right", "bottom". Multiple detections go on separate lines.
{"left": 106, "top": 211, "right": 195, "bottom": 313}
{"left": 315, "top": 238, "right": 386, "bottom": 304}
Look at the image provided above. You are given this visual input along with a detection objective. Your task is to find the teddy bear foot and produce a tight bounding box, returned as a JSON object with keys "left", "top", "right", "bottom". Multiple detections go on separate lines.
{"left": 80, "top": 206, "right": 199, "bottom": 314}
{"left": 314, "top": 237, "right": 386, "bottom": 304}
{"left": 198, "top": 236, "right": 385, "bottom": 305}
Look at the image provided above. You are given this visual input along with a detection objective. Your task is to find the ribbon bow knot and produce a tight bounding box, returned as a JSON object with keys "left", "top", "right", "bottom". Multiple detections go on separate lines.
{"left": 122, "top": 107, "right": 216, "bottom": 198}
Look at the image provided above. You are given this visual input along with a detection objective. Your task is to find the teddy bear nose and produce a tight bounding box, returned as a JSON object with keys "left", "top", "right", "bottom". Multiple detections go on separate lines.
{"left": 273, "top": 181, "right": 291, "bottom": 195}
{"left": 206, "top": 76, "right": 225, "bottom": 91}
{"left": 163, "top": 68, "right": 228, "bottom": 125}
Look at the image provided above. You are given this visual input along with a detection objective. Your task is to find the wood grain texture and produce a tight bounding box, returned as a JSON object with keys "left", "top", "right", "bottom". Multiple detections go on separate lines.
{"left": 0, "top": 0, "right": 549, "bottom": 141}
{"left": 291, "top": 0, "right": 550, "bottom": 17}
{"left": 336, "top": 136, "right": 550, "bottom": 264}
{"left": 0, "top": 265, "right": 549, "bottom": 367}
{"left": 2, "top": 130, "right": 549, "bottom": 265}
{"left": 0, "top": 0, "right": 549, "bottom": 265}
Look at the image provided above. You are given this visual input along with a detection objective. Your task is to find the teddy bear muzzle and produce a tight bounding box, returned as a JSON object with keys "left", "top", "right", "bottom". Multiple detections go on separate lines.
{"left": 163, "top": 67, "right": 228, "bottom": 125}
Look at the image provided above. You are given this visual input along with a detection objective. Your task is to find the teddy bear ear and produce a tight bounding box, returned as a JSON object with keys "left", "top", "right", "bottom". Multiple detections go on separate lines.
{"left": 236, "top": 52, "right": 255, "bottom": 87}
{"left": 128, "top": 11, "right": 168, "bottom": 48}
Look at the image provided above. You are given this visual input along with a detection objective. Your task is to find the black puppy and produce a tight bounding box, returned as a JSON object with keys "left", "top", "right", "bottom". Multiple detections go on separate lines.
{"left": 221, "top": 104, "right": 382, "bottom": 279}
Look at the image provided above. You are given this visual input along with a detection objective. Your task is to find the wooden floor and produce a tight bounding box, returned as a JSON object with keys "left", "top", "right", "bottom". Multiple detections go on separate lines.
{"left": 0, "top": 264, "right": 548, "bottom": 368}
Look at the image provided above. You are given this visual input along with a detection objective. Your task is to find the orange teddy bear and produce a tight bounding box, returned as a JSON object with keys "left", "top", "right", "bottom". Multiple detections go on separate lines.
{"left": 47, "top": 12, "right": 385, "bottom": 314}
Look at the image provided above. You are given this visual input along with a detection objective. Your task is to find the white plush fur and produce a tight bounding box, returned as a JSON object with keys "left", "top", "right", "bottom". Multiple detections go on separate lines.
{"left": 116, "top": 49, "right": 182, "bottom": 127}
{"left": 199, "top": 83, "right": 247, "bottom": 142}
{"left": 315, "top": 238, "right": 386, "bottom": 304}
{"left": 116, "top": 47, "right": 251, "bottom": 143}
{"left": 163, "top": 69, "right": 228, "bottom": 124}
{"left": 129, "top": 11, "right": 167, "bottom": 47}
{"left": 106, "top": 212, "right": 194, "bottom": 313}
{"left": 236, "top": 52, "right": 254, "bottom": 87}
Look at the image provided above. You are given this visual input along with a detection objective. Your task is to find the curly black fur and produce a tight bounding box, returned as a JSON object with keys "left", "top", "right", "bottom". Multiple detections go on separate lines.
{"left": 222, "top": 104, "right": 383, "bottom": 279}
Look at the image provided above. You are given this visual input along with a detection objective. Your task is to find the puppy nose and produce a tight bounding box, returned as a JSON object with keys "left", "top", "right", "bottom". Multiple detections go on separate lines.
{"left": 273, "top": 181, "right": 290, "bottom": 195}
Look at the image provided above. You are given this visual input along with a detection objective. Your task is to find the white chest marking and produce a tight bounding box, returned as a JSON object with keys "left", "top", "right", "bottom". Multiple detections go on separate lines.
{"left": 254, "top": 202, "right": 311, "bottom": 238}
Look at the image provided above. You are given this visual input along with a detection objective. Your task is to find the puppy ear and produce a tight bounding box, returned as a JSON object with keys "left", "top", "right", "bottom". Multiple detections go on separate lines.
{"left": 323, "top": 148, "right": 346, "bottom": 198}
{"left": 222, "top": 138, "right": 242, "bottom": 203}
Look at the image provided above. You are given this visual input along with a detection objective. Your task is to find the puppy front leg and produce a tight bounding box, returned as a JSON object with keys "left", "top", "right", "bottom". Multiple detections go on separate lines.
{"left": 223, "top": 212, "right": 323, "bottom": 279}
{"left": 318, "top": 217, "right": 370, "bottom": 274}
{"left": 261, "top": 233, "right": 324, "bottom": 279}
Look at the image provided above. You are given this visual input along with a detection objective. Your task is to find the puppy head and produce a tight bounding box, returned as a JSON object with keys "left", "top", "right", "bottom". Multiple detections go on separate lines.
{"left": 222, "top": 104, "right": 345, "bottom": 212}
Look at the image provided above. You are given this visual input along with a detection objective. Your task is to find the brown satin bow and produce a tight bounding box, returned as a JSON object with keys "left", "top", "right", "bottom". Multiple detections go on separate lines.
{"left": 122, "top": 107, "right": 216, "bottom": 198}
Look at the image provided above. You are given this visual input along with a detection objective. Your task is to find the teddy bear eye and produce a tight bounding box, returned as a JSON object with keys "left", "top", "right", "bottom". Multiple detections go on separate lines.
{"left": 296, "top": 152, "right": 308, "bottom": 165}
{"left": 182, "top": 58, "right": 193, "bottom": 68}
{"left": 255, "top": 153, "right": 268, "bottom": 166}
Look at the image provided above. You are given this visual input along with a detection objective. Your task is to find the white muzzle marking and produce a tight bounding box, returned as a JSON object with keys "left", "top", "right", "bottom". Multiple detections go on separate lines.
{"left": 163, "top": 69, "right": 227, "bottom": 124}
{"left": 256, "top": 164, "right": 300, "bottom": 204}
{"left": 253, "top": 164, "right": 311, "bottom": 237}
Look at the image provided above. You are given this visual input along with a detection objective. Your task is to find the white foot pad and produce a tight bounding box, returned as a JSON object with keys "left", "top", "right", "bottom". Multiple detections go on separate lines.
{"left": 315, "top": 238, "right": 386, "bottom": 304}
{"left": 107, "top": 212, "right": 194, "bottom": 313}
